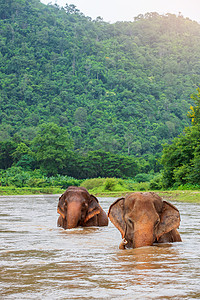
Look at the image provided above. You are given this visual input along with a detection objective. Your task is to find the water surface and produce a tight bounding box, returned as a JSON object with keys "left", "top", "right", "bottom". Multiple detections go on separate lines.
{"left": 0, "top": 195, "right": 200, "bottom": 299}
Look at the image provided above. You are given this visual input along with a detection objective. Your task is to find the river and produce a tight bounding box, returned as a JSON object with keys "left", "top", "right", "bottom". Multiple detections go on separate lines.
{"left": 0, "top": 195, "right": 200, "bottom": 299}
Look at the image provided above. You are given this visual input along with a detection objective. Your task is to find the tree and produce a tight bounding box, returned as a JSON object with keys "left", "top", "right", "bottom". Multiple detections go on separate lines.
{"left": 0, "top": 140, "right": 16, "bottom": 169}
{"left": 32, "top": 123, "right": 73, "bottom": 176}
{"left": 161, "top": 125, "right": 200, "bottom": 187}
{"left": 124, "top": 132, "right": 134, "bottom": 155}
{"left": 12, "top": 142, "right": 32, "bottom": 162}
{"left": 11, "top": 142, "right": 36, "bottom": 170}
{"left": 1, "top": 1, "right": 200, "bottom": 173}
{"left": 161, "top": 87, "right": 200, "bottom": 188}
{"left": 188, "top": 87, "right": 200, "bottom": 125}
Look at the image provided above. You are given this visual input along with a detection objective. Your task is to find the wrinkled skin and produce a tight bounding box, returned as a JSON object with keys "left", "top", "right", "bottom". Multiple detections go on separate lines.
{"left": 57, "top": 186, "right": 108, "bottom": 229}
{"left": 108, "top": 192, "right": 182, "bottom": 249}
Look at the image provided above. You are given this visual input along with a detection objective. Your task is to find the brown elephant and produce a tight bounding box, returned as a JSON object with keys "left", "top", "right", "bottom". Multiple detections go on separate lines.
{"left": 57, "top": 186, "right": 108, "bottom": 229}
{"left": 108, "top": 192, "right": 182, "bottom": 249}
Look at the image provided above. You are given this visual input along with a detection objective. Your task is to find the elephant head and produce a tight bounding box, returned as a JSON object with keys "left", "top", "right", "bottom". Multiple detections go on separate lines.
{"left": 57, "top": 186, "right": 108, "bottom": 229}
{"left": 108, "top": 192, "right": 181, "bottom": 249}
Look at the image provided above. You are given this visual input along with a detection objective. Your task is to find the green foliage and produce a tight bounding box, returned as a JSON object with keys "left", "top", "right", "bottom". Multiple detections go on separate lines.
{"left": 161, "top": 88, "right": 200, "bottom": 188}
{"left": 0, "top": 135, "right": 149, "bottom": 180}
{"left": 161, "top": 125, "right": 200, "bottom": 187}
{"left": 0, "top": 140, "right": 17, "bottom": 169}
{"left": 0, "top": 1, "right": 199, "bottom": 161}
{"left": 0, "top": 186, "right": 63, "bottom": 195}
{"left": 47, "top": 175, "right": 82, "bottom": 189}
{"left": 32, "top": 122, "right": 73, "bottom": 175}
{"left": 1, "top": 0, "right": 200, "bottom": 187}
{"left": 81, "top": 178, "right": 106, "bottom": 190}
{"left": 64, "top": 150, "right": 140, "bottom": 179}
{"left": 188, "top": 88, "right": 200, "bottom": 125}
{"left": 135, "top": 173, "right": 154, "bottom": 183}
{"left": 104, "top": 178, "right": 117, "bottom": 191}
{"left": 82, "top": 177, "right": 129, "bottom": 192}
{"left": 149, "top": 174, "right": 163, "bottom": 190}
{"left": 82, "top": 177, "right": 150, "bottom": 193}
{"left": 0, "top": 166, "right": 30, "bottom": 187}
{"left": 12, "top": 142, "right": 32, "bottom": 161}
{"left": 176, "top": 184, "right": 200, "bottom": 190}
{"left": 0, "top": 166, "right": 81, "bottom": 188}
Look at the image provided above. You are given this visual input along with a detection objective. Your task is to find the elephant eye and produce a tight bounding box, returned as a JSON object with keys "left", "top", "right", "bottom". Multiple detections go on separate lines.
{"left": 82, "top": 202, "right": 88, "bottom": 209}
{"left": 127, "top": 218, "right": 134, "bottom": 227}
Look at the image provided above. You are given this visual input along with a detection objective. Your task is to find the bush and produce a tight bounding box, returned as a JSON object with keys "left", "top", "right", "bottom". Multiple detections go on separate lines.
{"left": 27, "top": 178, "right": 48, "bottom": 187}
{"left": 134, "top": 182, "right": 149, "bottom": 191}
{"left": 82, "top": 177, "right": 127, "bottom": 193}
{"left": 0, "top": 167, "right": 82, "bottom": 189}
{"left": 176, "top": 183, "right": 200, "bottom": 190}
{"left": 149, "top": 174, "right": 163, "bottom": 190}
{"left": 48, "top": 175, "right": 82, "bottom": 189}
{"left": 124, "top": 178, "right": 137, "bottom": 190}
{"left": 82, "top": 177, "right": 150, "bottom": 193}
{"left": 81, "top": 178, "right": 106, "bottom": 190}
{"left": 135, "top": 173, "right": 153, "bottom": 183}
{"left": 0, "top": 166, "right": 31, "bottom": 187}
{"left": 104, "top": 178, "right": 117, "bottom": 191}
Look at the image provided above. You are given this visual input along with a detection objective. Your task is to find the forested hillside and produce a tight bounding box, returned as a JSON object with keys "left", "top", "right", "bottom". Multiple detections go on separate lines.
{"left": 1, "top": 0, "right": 200, "bottom": 179}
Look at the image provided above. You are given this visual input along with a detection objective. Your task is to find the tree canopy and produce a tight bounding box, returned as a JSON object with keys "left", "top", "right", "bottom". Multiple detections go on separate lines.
{"left": 32, "top": 122, "right": 73, "bottom": 175}
{"left": 161, "top": 88, "right": 200, "bottom": 188}
{"left": 1, "top": 1, "right": 200, "bottom": 156}
{"left": 1, "top": 0, "right": 200, "bottom": 182}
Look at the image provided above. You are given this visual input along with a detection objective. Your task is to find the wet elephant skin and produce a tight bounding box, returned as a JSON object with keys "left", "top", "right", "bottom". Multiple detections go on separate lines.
{"left": 108, "top": 192, "right": 182, "bottom": 249}
{"left": 57, "top": 186, "right": 108, "bottom": 229}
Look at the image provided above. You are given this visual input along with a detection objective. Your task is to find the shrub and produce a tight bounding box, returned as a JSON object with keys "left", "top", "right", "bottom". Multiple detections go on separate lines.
{"left": 177, "top": 183, "right": 200, "bottom": 190}
{"left": 149, "top": 174, "right": 163, "bottom": 190}
{"left": 81, "top": 178, "right": 105, "bottom": 190}
{"left": 0, "top": 167, "right": 81, "bottom": 189}
{"left": 47, "top": 175, "right": 82, "bottom": 189}
{"left": 104, "top": 178, "right": 117, "bottom": 191}
{"left": 135, "top": 173, "right": 153, "bottom": 183}
{"left": 124, "top": 179, "right": 137, "bottom": 190}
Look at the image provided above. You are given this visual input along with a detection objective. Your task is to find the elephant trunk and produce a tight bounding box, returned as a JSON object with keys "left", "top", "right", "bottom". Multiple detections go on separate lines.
{"left": 133, "top": 224, "right": 154, "bottom": 248}
{"left": 66, "top": 201, "right": 82, "bottom": 229}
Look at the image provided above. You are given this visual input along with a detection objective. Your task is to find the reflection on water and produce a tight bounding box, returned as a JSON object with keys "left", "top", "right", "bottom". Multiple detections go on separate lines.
{"left": 0, "top": 195, "right": 200, "bottom": 299}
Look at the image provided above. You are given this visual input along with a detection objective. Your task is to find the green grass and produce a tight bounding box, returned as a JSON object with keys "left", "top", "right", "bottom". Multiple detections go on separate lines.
{"left": 0, "top": 186, "right": 64, "bottom": 195}
{"left": 1, "top": 178, "right": 200, "bottom": 203}
{"left": 81, "top": 189, "right": 200, "bottom": 203}
{"left": 157, "top": 190, "right": 200, "bottom": 203}
{"left": 81, "top": 177, "right": 149, "bottom": 194}
{"left": 82, "top": 178, "right": 200, "bottom": 203}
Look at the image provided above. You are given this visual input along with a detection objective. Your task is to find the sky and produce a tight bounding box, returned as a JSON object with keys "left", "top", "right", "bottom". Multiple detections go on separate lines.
{"left": 40, "top": 0, "right": 200, "bottom": 23}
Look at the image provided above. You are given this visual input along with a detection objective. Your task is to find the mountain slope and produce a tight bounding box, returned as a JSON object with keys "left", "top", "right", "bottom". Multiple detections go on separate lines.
{"left": 0, "top": 1, "right": 200, "bottom": 157}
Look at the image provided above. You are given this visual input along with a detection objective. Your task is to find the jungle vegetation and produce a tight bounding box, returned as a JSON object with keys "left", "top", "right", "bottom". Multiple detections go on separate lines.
{"left": 0, "top": 0, "right": 200, "bottom": 190}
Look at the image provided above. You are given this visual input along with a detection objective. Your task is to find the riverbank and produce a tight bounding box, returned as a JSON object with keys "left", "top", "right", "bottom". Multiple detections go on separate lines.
{"left": 0, "top": 186, "right": 199, "bottom": 203}
{"left": 93, "top": 190, "right": 200, "bottom": 203}
{"left": 158, "top": 190, "right": 200, "bottom": 203}
{"left": 0, "top": 186, "right": 63, "bottom": 195}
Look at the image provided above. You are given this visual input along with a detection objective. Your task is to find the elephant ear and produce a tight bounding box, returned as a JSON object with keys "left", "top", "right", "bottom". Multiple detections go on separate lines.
{"left": 156, "top": 201, "right": 181, "bottom": 240}
{"left": 84, "top": 195, "right": 101, "bottom": 223}
{"left": 108, "top": 197, "right": 126, "bottom": 238}
{"left": 57, "top": 193, "right": 65, "bottom": 219}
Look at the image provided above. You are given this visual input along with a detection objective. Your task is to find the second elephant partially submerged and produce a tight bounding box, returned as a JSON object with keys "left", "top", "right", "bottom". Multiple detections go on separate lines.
{"left": 108, "top": 192, "right": 182, "bottom": 249}
{"left": 57, "top": 186, "right": 108, "bottom": 229}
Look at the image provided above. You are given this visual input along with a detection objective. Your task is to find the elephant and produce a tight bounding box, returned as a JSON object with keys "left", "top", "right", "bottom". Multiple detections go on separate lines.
{"left": 57, "top": 186, "right": 108, "bottom": 229}
{"left": 108, "top": 192, "right": 182, "bottom": 249}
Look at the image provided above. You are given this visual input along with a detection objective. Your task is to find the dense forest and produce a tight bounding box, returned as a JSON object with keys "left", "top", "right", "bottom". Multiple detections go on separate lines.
{"left": 0, "top": 0, "right": 200, "bottom": 187}
{"left": 160, "top": 88, "right": 200, "bottom": 189}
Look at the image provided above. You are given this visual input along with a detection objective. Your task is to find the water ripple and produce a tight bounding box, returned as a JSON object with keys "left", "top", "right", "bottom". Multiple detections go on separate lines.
{"left": 0, "top": 196, "right": 200, "bottom": 299}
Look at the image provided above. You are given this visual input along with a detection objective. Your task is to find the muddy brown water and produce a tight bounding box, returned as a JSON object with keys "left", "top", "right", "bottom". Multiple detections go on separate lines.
{"left": 0, "top": 195, "right": 200, "bottom": 299}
